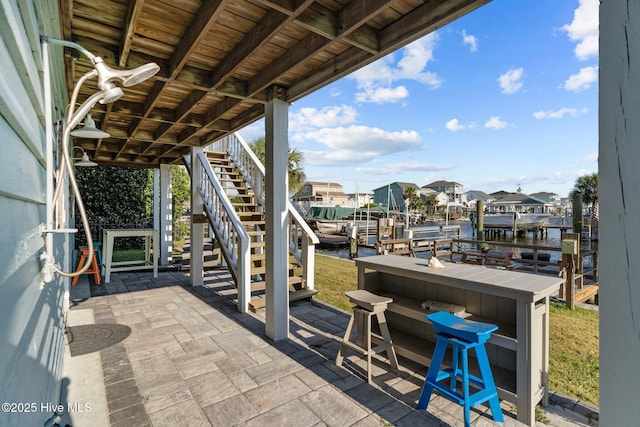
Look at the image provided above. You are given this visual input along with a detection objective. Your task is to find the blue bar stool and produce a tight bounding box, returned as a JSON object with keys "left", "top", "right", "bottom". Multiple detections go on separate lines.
{"left": 417, "top": 312, "right": 504, "bottom": 427}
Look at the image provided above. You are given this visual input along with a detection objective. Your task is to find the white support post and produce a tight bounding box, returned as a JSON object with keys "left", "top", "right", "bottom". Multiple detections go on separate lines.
{"left": 600, "top": 3, "right": 640, "bottom": 424}
{"left": 302, "top": 233, "right": 314, "bottom": 291}
{"left": 190, "top": 147, "right": 205, "bottom": 286}
{"left": 265, "top": 86, "right": 289, "bottom": 341}
{"left": 153, "top": 169, "right": 160, "bottom": 232}
{"left": 159, "top": 164, "right": 173, "bottom": 266}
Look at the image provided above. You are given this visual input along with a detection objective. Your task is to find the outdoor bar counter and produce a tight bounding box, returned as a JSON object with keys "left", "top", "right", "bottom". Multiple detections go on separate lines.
{"left": 355, "top": 255, "right": 562, "bottom": 425}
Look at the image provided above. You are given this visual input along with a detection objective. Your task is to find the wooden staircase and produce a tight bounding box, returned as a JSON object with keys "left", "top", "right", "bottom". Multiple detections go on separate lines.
{"left": 205, "top": 151, "right": 317, "bottom": 312}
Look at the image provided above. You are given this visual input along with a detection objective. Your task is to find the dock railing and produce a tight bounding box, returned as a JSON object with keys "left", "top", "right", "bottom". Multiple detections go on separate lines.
{"left": 432, "top": 237, "right": 598, "bottom": 309}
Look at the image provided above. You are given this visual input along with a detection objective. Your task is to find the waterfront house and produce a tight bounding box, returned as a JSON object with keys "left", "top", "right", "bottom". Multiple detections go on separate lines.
{"left": 531, "top": 191, "right": 563, "bottom": 214}
{"left": 486, "top": 192, "right": 553, "bottom": 214}
{"left": 1, "top": 1, "right": 638, "bottom": 425}
{"left": 418, "top": 188, "right": 450, "bottom": 213}
{"left": 292, "top": 181, "right": 350, "bottom": 208}
{"left": 422, "top": 180, "right": 465, "bottom": 204}
{"left": 372, "top": 182, "right": 420, "bottom": 212}
{"left": 465, "top": 190, "right": 495, "bottom": 210}
{"left": 346, "top": 192, "right": 374, "bottom": 208}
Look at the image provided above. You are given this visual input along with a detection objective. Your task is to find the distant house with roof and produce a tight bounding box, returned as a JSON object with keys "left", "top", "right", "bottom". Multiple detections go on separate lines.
{"left": 530, "top": 191, "right": 561, "bottom": 204}
{"left": 372, "top": 182, "right": 420, "bottom": 211}
{"left": 293, "top": 181, "right": 350, "bottom": 207}
{"left": 486, "top": 192, "right": 553, "bottom": 214}
{"left": 422, "top": 180, "right": 465, "bottom": 204}
{"left": 490, "top": 190, "right": 514, "bottom": 200}
{"left": 346, "top": 192, "right": 373, "bottom": 208}
{"left": 531, "top": 191, "right": 564, "bottom": 214}
{"left": 419, "top": 187, "right": 449, "bottom": 205}
{"left": 465, "top": 190, "right": 494, "bottom": 208}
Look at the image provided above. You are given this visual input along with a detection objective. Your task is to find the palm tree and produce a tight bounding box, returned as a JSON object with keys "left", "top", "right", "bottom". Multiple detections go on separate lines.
{"left": 570, "top": 173, "right": 598, "bottom": 229}
{"left": 425, "top": 194, "right": 439, "bottom": 216}
{"left": 402, "top": 187, "right": 417, "bottom": 213}
{"left": 249, "top": 137, "right": 307, "bottom": 195}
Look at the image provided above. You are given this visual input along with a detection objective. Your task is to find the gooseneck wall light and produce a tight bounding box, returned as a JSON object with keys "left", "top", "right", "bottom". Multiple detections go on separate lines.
{"left": 71, "top": 114, "right": 111, "bottom": 139}
{"left": 73, "top": 146, "right": 98, "bottom": 167}
{"left": 41, "top": 36, "right": 160, "bottom": 282}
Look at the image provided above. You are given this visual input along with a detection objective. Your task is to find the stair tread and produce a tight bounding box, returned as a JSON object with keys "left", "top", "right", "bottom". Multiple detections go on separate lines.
{"left": 251, "top": 264, "right": 297, "bottom": 275}
{"left": 249, "top": 289, "right": 318, "bottom": 311}
{"left": 251, "top": 276, "right": 303, "bottom": 291}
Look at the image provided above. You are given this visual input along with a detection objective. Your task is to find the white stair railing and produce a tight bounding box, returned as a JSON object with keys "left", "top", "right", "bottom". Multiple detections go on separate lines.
{"left": 212, "top": 133, "right": 319, "bottom": 290}
{"left": 188, "top": 152, "right": 251, "bottom": 313}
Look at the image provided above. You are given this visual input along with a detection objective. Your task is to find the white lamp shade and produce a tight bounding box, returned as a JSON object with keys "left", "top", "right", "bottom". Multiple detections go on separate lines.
{"left": 70, "top": 114, "right": 110, "bottom": 139}
{"left": 75, "top": 152, "right": 98, "bottom": 167}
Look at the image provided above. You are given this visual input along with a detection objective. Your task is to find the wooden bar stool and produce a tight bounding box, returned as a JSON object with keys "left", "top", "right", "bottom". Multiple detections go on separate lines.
{"left": 71, "top": 247, "right": 101, "bottom": 286}
{"left": 336, "top": 290, "right": 398, "bottom": 383}
{"left": 417, "top": 311, "right": 503, "bottom": 427}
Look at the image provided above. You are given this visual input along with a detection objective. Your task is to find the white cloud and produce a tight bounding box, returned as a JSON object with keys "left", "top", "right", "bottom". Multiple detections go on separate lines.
{"left": 462, "top": 30, "right": 478, "bottom": 52}
{"left": 355, "top": 85, "right": 409, "bottom": 104}
{"left": 299, "top": 125, "right": 422, "bottom": 165}
{"left": 498, "top": 68, "right": 524, "bottom": 94}
{"left": 533, "top": 107, "right": 588, "bottom": 119}
{"left": 351, "top": 33, "right": 442, "bottom": 103}
{"left": 564, "top": 66, "right": 598, "bottom": 91}
{"left": 445, "top": 118, "right": 474, "bottom": 132}
{"left": 484, "top": 116, "right": 509, "bottom": 129}
{"left": 289, "top": 105, "right": 357, "bottom": 132}
{"left": 562, "top": 0, "right": 599, "bottom": 60}
{"left": 356, "top": 161, "right": 455, "bottom": 175}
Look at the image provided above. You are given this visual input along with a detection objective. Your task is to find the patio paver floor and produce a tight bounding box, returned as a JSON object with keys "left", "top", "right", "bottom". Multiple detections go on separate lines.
{"left": 63, "top": 268, "right": 598, "bottom": 426}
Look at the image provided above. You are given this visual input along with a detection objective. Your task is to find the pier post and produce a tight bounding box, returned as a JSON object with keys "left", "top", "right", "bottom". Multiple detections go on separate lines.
{"left": 476, "top": 201, "right": 484, "bottom": 239}
{"left": 572, "top": 193, "right": 582, "bottom": 237}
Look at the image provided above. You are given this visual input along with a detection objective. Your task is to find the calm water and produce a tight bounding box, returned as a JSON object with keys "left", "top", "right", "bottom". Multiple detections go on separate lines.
{"left": 318, "top": 220, "right": 597, "bottom": 263}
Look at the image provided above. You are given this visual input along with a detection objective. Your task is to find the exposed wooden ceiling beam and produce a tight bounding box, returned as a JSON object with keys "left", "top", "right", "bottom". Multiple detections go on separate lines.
{"left": 156, "top": 89, "right": 208, "bottom": 139}
{"left": 287, "top": 0, "right": 490, "bottom": 102}
{"left": 167, "top": 0, "right": 229, "bottom": 79}
{"left": 119, "top": 80, "right": 167, "bottom": 160}
{"left": 294, "top": 1, "right": 384, "bottom": 54}
{"left": 94, "top": 102, "right": 114, "bottom": 153}
{"left": 210, "top": 8, "right": 288, "bottom": 88}
{"left": 247, "top": 0, "right": 390, "bottom": 96}
{"left": 211, "top": 0, "right": 316, "bottom": 92}
{"left": 124, "top": 0, "right": 228, "bottom": 160}
{"left": 118, "top": 0, "right": 145, "bottom": 67}
{"left": 287, "top": 45, "right": 371, "bottom": 101}
{"left": 379, "top": 0, "right": 491, "bottom": 53}
{"left": 247, "top": 32, "right": 327, "bottom": 96}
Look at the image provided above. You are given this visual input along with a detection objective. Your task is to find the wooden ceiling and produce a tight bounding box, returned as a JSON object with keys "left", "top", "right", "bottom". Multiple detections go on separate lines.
{"left": 60, "top": 0, "right": 490, "bottom": 168}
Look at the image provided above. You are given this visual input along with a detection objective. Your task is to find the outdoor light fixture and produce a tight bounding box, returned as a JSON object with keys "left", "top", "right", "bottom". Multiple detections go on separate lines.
{"left": 70, "top": 114, "right": 111, "bottom": 139}
{"left": 73, "top": 146, "right": 98, "bottom": 167}
{"left": 41, "top": 35, "right": 160, "bottom": 282}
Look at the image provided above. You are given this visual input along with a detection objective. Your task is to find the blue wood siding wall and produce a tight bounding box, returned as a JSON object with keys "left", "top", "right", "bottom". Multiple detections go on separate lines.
{"left": 0, "top": 1, "right": 71, "bottom": 426}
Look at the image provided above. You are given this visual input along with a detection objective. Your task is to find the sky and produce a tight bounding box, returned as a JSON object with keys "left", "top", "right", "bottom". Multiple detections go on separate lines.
{"left": 238, "top": 0, "right": 598, "bottom": 199}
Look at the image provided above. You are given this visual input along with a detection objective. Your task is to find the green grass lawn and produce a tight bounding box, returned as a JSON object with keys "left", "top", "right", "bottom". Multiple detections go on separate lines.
{"left": 111, "top": 249, "right": 146, "bottom": 263}
{"left": 313, "top": 253, "right": 599, "bottom": 406}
